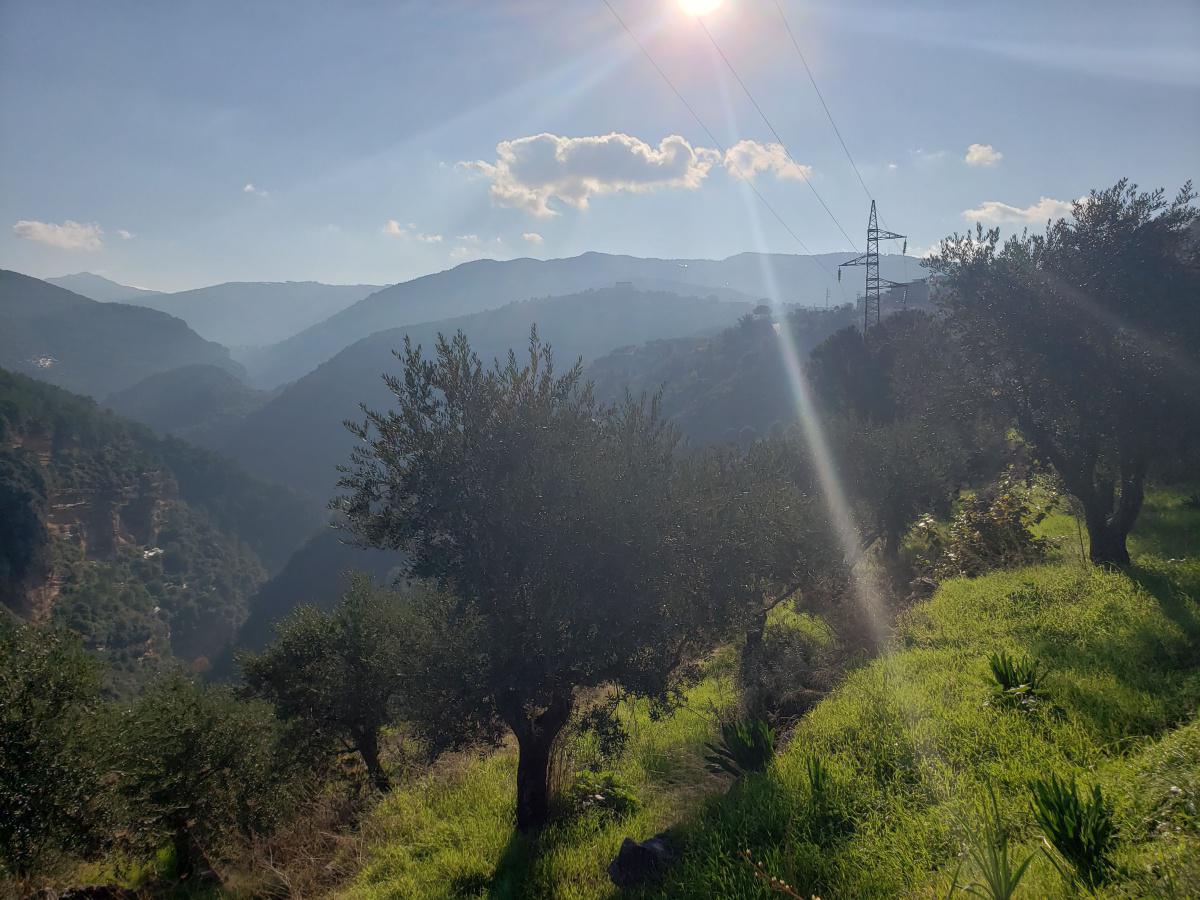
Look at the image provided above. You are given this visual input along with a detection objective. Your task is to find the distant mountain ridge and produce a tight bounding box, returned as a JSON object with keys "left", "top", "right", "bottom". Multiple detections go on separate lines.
{"left": 50, "top": 273, "right": 384, "bottom": 349}
{"left": 240, "top": 251, "right": 919, "bottom": 388}
{"left": 211, "top": 284, "right": 753, "bottom": 500}
{"left": 47, "top": 272, "right": 164, "bottom": 303}
{"left": 0, "top": 270, "right": 240, "bottom": 399}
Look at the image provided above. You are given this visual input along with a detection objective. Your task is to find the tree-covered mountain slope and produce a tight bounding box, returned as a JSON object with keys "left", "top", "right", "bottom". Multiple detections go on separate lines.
{"left": 0, "top": 369, "right": 323, "bottom": 689}
{"left": 104, "top": 364, "right": 273, "bottom": 440}
{"left": 0, "top": 270, "right": 239, "bottom": 399}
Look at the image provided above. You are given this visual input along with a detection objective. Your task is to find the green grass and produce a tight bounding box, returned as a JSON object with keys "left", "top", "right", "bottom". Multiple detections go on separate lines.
{"left": 342, "top": 490, "right": 1200, "bottom": 898}
{"left": 344, "top": 675, "right": 737, "bottom": 899}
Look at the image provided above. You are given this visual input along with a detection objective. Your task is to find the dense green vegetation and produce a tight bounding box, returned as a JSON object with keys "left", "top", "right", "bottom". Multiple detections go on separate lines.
{"left": 0, "top": 369, "right": 322, "bottom": 686}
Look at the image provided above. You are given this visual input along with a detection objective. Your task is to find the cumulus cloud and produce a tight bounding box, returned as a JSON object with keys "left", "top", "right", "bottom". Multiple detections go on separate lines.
{"left": 723, "top": 140, "right": 811, "bottom": 182}
{"left": 461, "top": 132, "right": 722, "bottom": 217}
{"left": 243, "top": 182, "right": 268, "bottom": 197}
{"left": 383, "top": 220, "right": 442, "bottom": 242}
{"left": 965, "top": 143, "right": 1003, "bottom": 167}
{"left": 961, "top": 197, "right": 1075, "bottom": 224}
{"left": 12, "top": 219, "right": 104, "bottom": 251}
{"left": 522, "top": 232, "right": 544, "bottom": 245}
{"left": 461, "top": 133, "right": 822, "bottom": 216}
{"left": 116, "top": 229, "right": 134, "bottom": 240}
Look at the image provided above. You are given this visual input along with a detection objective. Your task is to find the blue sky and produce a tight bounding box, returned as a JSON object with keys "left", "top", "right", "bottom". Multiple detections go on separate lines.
{"left": 1, "top": 0, "right": 1197, "bottom": 291}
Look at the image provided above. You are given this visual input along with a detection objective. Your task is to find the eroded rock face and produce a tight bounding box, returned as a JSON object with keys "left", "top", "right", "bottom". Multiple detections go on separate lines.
{"left": 607, "top": 831, "right": 677, "bottom": 889}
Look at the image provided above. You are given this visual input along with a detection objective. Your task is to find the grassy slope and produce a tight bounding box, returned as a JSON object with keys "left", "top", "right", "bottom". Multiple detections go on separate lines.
{"left": 344, "top": 492, "right": 1200, "bottom": 899}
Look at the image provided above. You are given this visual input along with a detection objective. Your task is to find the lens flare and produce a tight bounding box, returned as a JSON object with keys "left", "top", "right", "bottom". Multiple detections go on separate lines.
{"left": 678, "top": 0, "right": 723, "bottom": 15}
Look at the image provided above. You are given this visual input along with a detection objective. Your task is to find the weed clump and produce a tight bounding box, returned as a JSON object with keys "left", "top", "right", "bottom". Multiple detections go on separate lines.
{"left": 987, "top": 650, "right": 1047, "bottom": 710}
{"left": 1029, "top": 773, "right": 1116, "bottom": 890}
{"left": 705, "top": 718, "right": 776, "bottom": 778}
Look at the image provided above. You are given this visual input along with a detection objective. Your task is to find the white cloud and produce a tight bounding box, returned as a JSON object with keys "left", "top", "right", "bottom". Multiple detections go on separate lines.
{"left": 965, "top": 143, "right": 1003, "bottom": 167}
{"left": 243, "top": 182, "right": 269, "bottom": 197}
{"left": 961, "top": 197, "right": 1075, "bottom": 224}
{"left": 461, "top": 132, "right": 721, "bottom": 217}
{"left": 522, "top": 232, "right": 544, "bottom": 245}
{"left": 887, "top": 162, "right": 898, "bottom": 171}
{"left": 12, "top": 219, "right": 104, "bottom": 251}
{"left": 456, "top": 233, "right": 480, "bottom": 243}
{"left": 723, "top": 140, "right": 811, "bottom": 182}
{"left": 116, "top": 229, "right": 134, "bottom": 240}
{"left": 383, "top": 220, "right": 442, "bottom": 242}
{"left": 462, "top": 133, "right": 822, "bottom": 216}
{"left": 910, "top": 148, "right": 947, "bottom": 164}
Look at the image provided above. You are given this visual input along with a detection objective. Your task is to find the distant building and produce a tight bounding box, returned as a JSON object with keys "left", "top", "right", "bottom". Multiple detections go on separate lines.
{"left": 615, "top": 280, "right": 634, "bottom": 290}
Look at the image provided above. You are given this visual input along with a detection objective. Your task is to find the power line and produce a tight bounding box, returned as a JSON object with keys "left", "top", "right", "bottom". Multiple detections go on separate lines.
{"left": 600, "top": 0, "right": 843, "bottom": 288}
{"left": 771, "top": 0, "right": 909, "bottom": 264}
{"left": 771, "top": 0, "right": 872, "bottom": 204}
{"left": 695, "top": 18, "right": 859, "bottom": 251}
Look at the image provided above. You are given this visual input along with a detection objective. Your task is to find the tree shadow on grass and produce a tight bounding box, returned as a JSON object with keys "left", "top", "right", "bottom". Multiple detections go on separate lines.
{"left": 1129, "top": 565, "right": 1200, "bottom": 645}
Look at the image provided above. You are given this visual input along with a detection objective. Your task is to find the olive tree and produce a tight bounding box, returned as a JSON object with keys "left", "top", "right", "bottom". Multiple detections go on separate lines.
{"left": 242, "top": 574, "right": 468, "bottom": 791}
{"left": 929, "top": 180, "right": 1199, "bottom": 566}
{"left": 337, "top": 330, "right": 802, "bottom": 831}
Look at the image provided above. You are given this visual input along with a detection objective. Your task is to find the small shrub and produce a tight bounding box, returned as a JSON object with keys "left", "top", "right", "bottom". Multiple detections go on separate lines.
{"left": 956, "top": 785, "right": 1034, "bottom": 899}
{"left": 705, "top": 718, "right": 775, "bottom": 778}
{"left": 562, "top": 769, "right": 640, "bottom": 821}
{"left": 575, "top": 694, "right": 629, "bottom": 764}
{"left": 918, "top": 471, "right": 1048, "bottom": 579}
{"left": 1029, "top": 773, "right": 1116, "bottom": 890}
{"left": 988, "top": 651, "right": 1046, "bottom": 709}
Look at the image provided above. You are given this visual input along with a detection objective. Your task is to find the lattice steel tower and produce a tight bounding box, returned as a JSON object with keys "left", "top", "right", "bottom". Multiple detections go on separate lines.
{"left": 838, "top": 200, "right": 907, "bottom": 336}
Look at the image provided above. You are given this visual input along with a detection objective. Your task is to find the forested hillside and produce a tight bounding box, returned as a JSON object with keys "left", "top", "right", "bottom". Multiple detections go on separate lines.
{"left": 105, "top": 364, "right": 273, "bottom": 440}
{"left": 0, "top": 369, "right": 323, "bottom": 688}
{"left": 0, "top": 270, "right": 240, "bottom": 399}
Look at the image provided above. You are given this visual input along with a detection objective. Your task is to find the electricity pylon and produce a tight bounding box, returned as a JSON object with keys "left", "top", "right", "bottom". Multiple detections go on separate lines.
{"left": 838, "top": 200, "right": 908, "bottom": 336}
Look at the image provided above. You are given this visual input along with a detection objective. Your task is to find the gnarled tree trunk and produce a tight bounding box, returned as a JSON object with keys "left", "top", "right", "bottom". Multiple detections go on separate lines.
{"left": 355, "top": 728, "right": 391, "bottom": 793}
{"left": 504, "top": 693, "right": 573, "bottom": 832}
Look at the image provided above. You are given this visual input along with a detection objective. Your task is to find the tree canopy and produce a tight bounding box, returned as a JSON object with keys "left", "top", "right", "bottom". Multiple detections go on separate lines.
{"left": 337, "top": 329, "right": 830, "bottom": 829}
{"left": 928, "top": 180, "right": 1200, "bottom": 565}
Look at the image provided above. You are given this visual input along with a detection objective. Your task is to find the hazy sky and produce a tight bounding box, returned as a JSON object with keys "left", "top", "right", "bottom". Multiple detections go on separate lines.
{"left": 1, "top": 0, "right": 1197, "bottom": 291}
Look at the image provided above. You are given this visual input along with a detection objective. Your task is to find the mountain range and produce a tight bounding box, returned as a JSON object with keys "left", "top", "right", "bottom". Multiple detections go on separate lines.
{"left": 49, "top": 272, "right": 383, "bottom": 348}
{"left": 238, "top": 251, "right": 917, "bottom": 388}
{"left": 0, "top": 270, "right": 240, "bottom": 399}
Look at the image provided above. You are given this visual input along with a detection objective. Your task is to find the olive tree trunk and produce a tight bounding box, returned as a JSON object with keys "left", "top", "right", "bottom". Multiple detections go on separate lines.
{"left": 505, "top": 693, "right": 573, "bottom": 832}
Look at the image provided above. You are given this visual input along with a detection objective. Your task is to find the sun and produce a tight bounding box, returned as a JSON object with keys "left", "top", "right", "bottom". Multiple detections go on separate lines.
{"left": 678, "top": 0, "right": 723, "bottom": 15}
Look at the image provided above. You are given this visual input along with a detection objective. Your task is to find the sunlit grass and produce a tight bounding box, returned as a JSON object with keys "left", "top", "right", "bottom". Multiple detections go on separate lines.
{"left": 342, "top": 490, "right": 1199, "bottom": 898}
{"left": 344, "top": 670, "right": 736, "bottom": 899}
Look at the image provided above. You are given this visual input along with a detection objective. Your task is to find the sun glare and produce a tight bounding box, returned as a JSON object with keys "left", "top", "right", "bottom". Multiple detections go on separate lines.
{"left": 678, "top": 0, "right": 723, "bottom": 16}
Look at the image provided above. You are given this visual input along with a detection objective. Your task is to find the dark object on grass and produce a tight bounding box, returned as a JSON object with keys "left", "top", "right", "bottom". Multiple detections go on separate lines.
{"left": 607, "top": 831, "right": 677, "bottom": 888}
